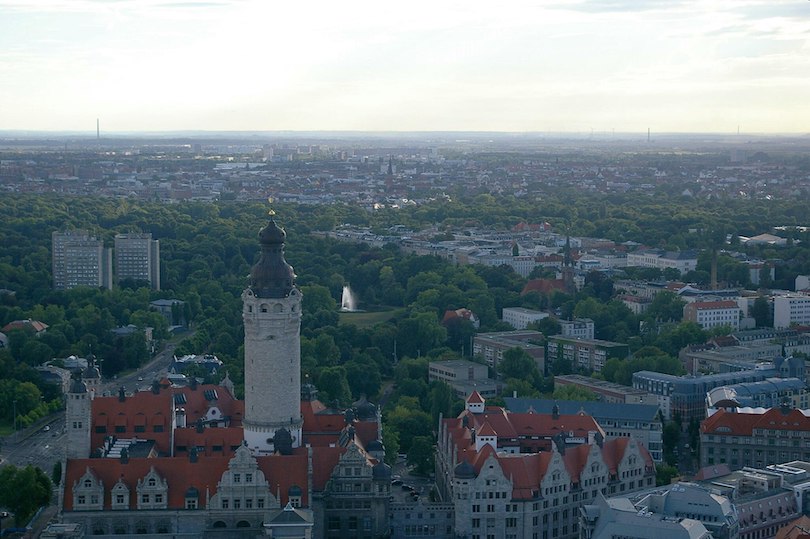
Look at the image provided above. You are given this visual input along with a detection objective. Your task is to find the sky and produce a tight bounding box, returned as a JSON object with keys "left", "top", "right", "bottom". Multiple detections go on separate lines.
{"left": 1, "top": 0, "right": 809, "bottom": 134}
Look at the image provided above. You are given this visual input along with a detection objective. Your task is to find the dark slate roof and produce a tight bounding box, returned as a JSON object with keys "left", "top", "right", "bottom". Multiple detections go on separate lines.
{"left": 504, "top": 397, "right": 660, "bottom": 422}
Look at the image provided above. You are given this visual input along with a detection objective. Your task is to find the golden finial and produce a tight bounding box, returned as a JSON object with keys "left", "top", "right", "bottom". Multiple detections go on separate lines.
{"left": 267, "top": 197, "right": 276, "bottom": 216}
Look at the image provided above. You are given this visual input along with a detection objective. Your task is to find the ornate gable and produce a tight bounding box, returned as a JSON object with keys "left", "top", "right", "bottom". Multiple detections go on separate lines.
{"left": 136, "top": 466, "right": 168, "bottom": 509}
{"left": 73, "top": 467, "right": 104, "bottom": 511}
{"left": 210, "top": 443, "right": 277, "bottom": 511}
{"left": 111, "top": 478, "right": 130, "bottom": 510}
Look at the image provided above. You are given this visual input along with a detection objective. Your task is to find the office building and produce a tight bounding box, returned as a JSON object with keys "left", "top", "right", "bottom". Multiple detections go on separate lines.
{"left": 428, "top": 359, "right": 498, "bottom": 398}
{"left": 547, "top": 336, "right": 628, "bottom": 373}
{"left": 473, "top": 330, "right": 545, "bottom": 373}
{"left": 773, "top": 293, "right": 810, "bottom": 329}
{"left": 555, "top": 374, "right": 659, "bottom": 405}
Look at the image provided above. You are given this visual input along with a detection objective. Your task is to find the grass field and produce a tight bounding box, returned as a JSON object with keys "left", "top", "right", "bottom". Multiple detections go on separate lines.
{"left": 337, "top": 309, "right": 400, "bottom": 328}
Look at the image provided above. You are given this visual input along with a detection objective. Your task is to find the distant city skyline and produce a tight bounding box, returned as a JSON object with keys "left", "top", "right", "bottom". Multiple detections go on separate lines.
{"left": 1, "top": 0, "right": 809, "bottom": 134}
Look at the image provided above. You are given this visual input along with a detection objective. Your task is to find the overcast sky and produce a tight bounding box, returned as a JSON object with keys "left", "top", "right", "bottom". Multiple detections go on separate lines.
{"left": 1, "top": 0, "right": 809, "bottom": 133}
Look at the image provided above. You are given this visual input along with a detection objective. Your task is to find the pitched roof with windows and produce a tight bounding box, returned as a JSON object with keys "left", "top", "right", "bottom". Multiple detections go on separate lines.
{"left": 702, "top": 407, "right": 810, "bottom": 437}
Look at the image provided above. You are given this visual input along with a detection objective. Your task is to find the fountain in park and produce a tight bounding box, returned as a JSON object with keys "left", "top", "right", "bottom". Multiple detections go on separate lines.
{"left": 340, "top": 285, "right": 357, "bottom": 312}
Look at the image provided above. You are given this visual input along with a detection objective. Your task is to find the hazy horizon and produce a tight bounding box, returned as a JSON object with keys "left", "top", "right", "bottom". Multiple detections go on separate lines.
{"left": 2, "top": 0, "right": 809, "bottom": 133}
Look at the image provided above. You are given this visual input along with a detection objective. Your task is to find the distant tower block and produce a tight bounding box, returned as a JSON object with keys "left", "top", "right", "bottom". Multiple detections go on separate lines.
{"left": 242, "top": 216, "right": 303, "bottom": 454}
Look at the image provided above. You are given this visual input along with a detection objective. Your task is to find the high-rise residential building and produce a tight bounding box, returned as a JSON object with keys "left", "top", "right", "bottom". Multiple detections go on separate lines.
{"left": 114, "top": 233, "right": 160, "bottom": 290}
{"left": 52, "top": 230, "right": 112, "bottom": 290}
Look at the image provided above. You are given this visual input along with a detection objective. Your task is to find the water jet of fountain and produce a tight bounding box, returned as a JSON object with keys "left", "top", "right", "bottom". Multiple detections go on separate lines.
{"left": 340, "top": 285, "right": 357, "bottom": 312}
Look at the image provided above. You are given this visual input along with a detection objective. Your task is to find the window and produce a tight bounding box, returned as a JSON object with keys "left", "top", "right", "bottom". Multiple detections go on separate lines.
{"left": 115, "top": 425, "right": 126, "bottom": 433}
{"left": 327, "top": 516, "right": 341, "bottom": 531}
{"left": 222, "top": 499, "right": 229, "bottom": 509}
{"left": 77, "top": 495, "right": 86, "bottom": 505}
{"left": 186, "top": 499, "right": 198, "bottom": 509}
{"left": 155, "top": 494, "right": 163, "bottom": 504}
{"left": 116, "top": 495, "right": 125, "bottom": 504}
{"left": 153, "top": 425, "right": 164, "bottom": 433}
{"left": 134, "top": 425, "right": 145, "bottom": 433}
{"left": 245, "top": 473, "right": 253, "bottom": 483}
{"left": 257, "top": 498, "right": 265, "bottom": 509}
{"left": 234, "top": 474, "right": 241, "bottom": 483}
{"left": 245, "top": 498, "right": 253, "bottom": 509}
{"left": 141, "top": 494, "right": 150, "bottom": 504}
{"left": 233, "top": 499, "right": 241, "bottom": 509}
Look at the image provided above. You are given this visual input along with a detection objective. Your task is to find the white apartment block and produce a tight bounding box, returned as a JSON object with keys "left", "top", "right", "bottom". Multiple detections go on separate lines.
{"left": 502, "top": 307, "right": 549, "bottom": 330}
{"left": 683, "top": 300, "right": 741, "bottom": 331}
{"left": 774, "top": 293, "right": 810, "bottom": 329}
{"left": 626, "top": 249, "right": 698, "bottom": 275}
{"left": 560, "top": 318, "right": 595, "bottom": 340}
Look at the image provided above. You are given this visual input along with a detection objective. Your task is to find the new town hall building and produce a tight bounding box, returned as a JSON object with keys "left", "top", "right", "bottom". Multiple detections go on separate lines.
{"left": 58, "top": 218, "right": 391, "bottom": 538}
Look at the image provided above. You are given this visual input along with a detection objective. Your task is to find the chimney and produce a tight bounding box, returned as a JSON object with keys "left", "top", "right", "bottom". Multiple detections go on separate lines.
{"left": 189, "top": 446, "right": 198, "bottom": 463}
{"left": 552, "top": 403, "right": 560, "bottom": 420}
{"left": 118, "top": 386, "right": 126, "bottom": 402}
{"left": 120, "top": 447, "right": 129, "bottom": 464}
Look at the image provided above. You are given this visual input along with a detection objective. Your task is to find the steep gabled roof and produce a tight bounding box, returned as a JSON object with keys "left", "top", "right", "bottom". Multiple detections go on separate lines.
{"left": 521, "top": 279, "right": 567, "bottom": 296}
{"left": 64, "top": 451, "right": 310, "bottom": 512}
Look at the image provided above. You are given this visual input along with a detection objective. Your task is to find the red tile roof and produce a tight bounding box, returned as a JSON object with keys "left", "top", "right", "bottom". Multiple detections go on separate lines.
{"left": 702, "top": 408, "right": 810, "bottom": 436}
{"left": 466, "top": 391, "right": 484, "bottom": 404}
{"left": 63, "top": 451, "right": 309, "bottom": 512}
{"left": 689, "top": 300, "right": 739, "bottom": 310}
{"left": 521, "top": 279, "right": 567, "bottom": 296}
{"left": 90, "top": 384, "right": 244, "bottom": 456}
{"left": 2, "top": 319, "right": 48, "bottom": 333}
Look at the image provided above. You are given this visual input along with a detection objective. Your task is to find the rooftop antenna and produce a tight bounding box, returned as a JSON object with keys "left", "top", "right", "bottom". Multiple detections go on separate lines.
{"left": 97, "top": 118, "right": 100, "bottom": 140}
{"left": 647, "top": 128, "right": 650, "bottom": 143}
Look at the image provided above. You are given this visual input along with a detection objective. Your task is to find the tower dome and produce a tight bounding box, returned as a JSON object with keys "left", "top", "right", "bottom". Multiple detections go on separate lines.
{"left": 249, "top": 219, "right": 295, "bottom": 298}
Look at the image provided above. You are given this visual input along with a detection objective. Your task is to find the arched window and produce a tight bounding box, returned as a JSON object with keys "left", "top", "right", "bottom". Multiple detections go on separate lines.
{"left": 236, "top": 520, "right": 251, "bottom": 528}
{"left": 212, "top": 521, "right": 227, "bottom": 529}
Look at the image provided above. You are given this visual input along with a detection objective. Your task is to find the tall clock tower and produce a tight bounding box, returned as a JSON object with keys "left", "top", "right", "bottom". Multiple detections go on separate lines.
{"left": 242, "top": 217, "right": 303, "bottom": 454}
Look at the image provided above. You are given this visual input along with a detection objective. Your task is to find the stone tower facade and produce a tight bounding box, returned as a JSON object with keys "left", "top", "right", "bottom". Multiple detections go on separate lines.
{"left": 242, "top": 218, "right": 303, "bottom": 454}
{"left": 65, "top": 374, "right": 92, "bottom": 459}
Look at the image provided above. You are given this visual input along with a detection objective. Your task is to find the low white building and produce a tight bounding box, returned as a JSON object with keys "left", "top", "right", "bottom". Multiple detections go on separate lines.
{"left": 502, "top": 307, "right": 549, "bottom": 330}
{"left": 626, "top": 249, "right": 698, "bottom": 275}
{"left": 683, "top": 300, "right": 741, "bottom": 331}
{"left": 560, "top": 318, "right": 595, "bottom": 340}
